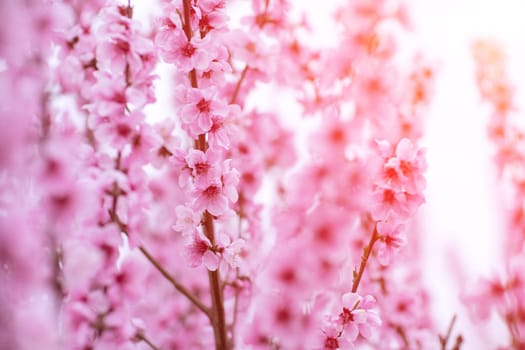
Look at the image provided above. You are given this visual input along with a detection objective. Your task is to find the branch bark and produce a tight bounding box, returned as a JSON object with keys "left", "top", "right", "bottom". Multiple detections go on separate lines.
{"left": 351, "top": 223, "right": 379, "bottom": 293}
{"left": 181, "top": 1, "right": 229, "bottom": 348}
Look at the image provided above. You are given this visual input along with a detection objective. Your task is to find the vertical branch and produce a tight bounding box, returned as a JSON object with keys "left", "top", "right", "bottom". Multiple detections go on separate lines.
{"left": 351, "top": 223, "right": 379, "bottom": 293}
{"left": 182, "top": 0, "right": 199, "bottom": 90}
{"left": 203, "top": 210, "right": 229, "bottom": 350}
{"left": 181, "top": 1, "right": 229, "bottom": 348}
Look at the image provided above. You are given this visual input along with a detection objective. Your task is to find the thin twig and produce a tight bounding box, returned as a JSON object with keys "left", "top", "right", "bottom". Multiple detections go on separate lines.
{"left": 135, "top": 332, "right": 160, "bottom": 350}
{"left": 182, "top": 0, "right": 199, "bottom": 90}
{"left": 202, "top": 211, "right": 229, "bottom": 350}
{"left": 107, "top": 178, "right": 210, "bottom": 318}
{"left": 139, "top": 246, "right": 211, "bottom": 317}
{"left": 395, "top": 325, "right": 410, "bottom": 348}
{"left": 351, "top": 223, "right": 379, "bottom": 293}
{"left": 439, "top": 314, "right": 457, "bottom": 350}
{"left": 452, "top": 334, "right": 463, "bottom": 350}
{"left": 180, "top": 0, "right": 229, "bottom": 348}
{"left": 230, "top": 66, "right": 249, "bottom": 104}
{"left": 504, "top": 313, "right": 521, "bottom": 348}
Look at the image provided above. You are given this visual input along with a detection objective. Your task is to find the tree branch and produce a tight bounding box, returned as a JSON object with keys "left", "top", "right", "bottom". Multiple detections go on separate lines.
{"left": 134, "top": 332, "right": 160, "bottom": 350}
{"left": 351, "top": 223, "right": 379, "bottom": 293}
{"left": 181, "top": 0, "right": 229, "bottom": 348}
{"left": 230, "top": 65, "right": 249, "bottom": 104}
{"left": 139, "top": 246, "right": 211, "bottom": 317}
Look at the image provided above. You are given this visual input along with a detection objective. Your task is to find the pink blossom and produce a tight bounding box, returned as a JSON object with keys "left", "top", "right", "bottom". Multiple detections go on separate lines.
{"left": 375, "top": 221, "right": 406, "bottom": 265}
{"left": 197, "top": 1, "right": 228, "bottom": 35}
{"left": 337, "top": 293, "right": 381, "bottom": 341}
{"left": 0, "top": 1, "right": 445, "bottom": 349}
{"left": 216, "top": 233, "right": 245, "bottom": 268}
{"left": 252, "top": 293, "right": 316, "bottom": 348}
{"left": 227, "top": 29, "right": 274, "bottom": 71}
{"left": 174, "top": 205, "right": 201, "bottom": 236}
{"left": 314, "top": 324, "right": 353, "bottom": 350}
{"left": 193, "top": 179, "right": 229, "bottom": 216}
{"left": 303, "top": 205, "right": 352, "bottom": 257}
{"left": 379, "top": 288, "right": 432, "bottom": 331}
{"left": 207, "top": 104, "right": 239, "bottom": 150}
{"left": 87, "top": 72, "right": 127, "bottom": 118}
{"left": 156, "top": 28, "right": 212, "bottom": 72}
{"left": 150, "top": 120, "right": 180, "bottom": 168}
{"left": 198, "top": 55, "right": 232, "bottom": 88}
{"left": 184, "top": 233, "right": 219, "bottom": 271}
{"left": 178, "top": 87, "right": 229, "bottom": 138}
{"left": 127, "top": 124, "right": 162, "bottom": 164}
{"left": 94, "top": 111, "right": 144, "bottom": 149}
{"left": 381, "top": 138, "right": 427, "bottom": 193}
{"left": 244, "top": 111, "right": 297, "bottom": 169}
{"left": 311, "top": 108, "right": 353, "bottom": 159}
{"left": 371, "top": 186, "right": 425, "bottom": 221}
{"left": 184, "top": 148, "right": 221, "bottom": 186}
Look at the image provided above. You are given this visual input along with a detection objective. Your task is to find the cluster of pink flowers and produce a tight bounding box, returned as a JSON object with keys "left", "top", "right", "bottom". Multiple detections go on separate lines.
{"left": 237, "top": 0, "right": 436, "bottom": 348}
{"left": 464, "top": 39, "right": 525, "bottom": 349}
{"left": 0, "top": 1, "right": 76, "bottom": 349}
{"left": 0, "top": 0, "right": 454, "bottom": 349}
{"left": 465, "top": 254, "right": 525, "bottom": 349}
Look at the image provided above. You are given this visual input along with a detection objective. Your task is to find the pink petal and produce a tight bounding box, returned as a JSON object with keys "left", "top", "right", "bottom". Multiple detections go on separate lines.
{"left": 395, "top": 138, "right": 414, "bottom": 160}
{"left": 351, "top": 309, "right": 367, "bottom": 323}
{"left": 343, "top": 323, "right": 359, "bottom": 341}
{"left": 203, "top": 251, "right": 219, "bottom": 271}
{"left": 342, "top": 292, "right": 361, "bottom": 309}
{"left": 207, "top": 195, "right": 228, "bottom": 216}
{"left": 359, "top": 324, "right": 372, "bottom": 339}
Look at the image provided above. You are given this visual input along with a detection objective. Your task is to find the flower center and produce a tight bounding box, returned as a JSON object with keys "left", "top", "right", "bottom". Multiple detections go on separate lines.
{"left": 194, "top": 162, "right": 209, "bottom": 175}
{"left": 330, "top": 128, "right": 345, "bottom": 144}
{"left": 204, "top": 185, "right": 221, "bottom": 198}
{"left": 324, "top": 336, "right": 339, "bottom": 349}
{"left": 382, "top": 188, "right": 396, "bottom": 204}
{"left": 197, "top": 98, "right": 211, "bottom": 113}
{"left": 339, "top": 307, "right": 354, "bottom": 325}
{"left": 181, "top": 43, "right": 196, "bottom": 57}
{"left": 399, "top": 160, "right": 414, "bottom": 177}
{"left": 315, "top": 225, "right": 333, "bottom": 243}
{"left": 116, "top": 124, "right": 133, "bottom": 138}
{"left": 275, "top": 306, "right": 292, "bottom": 324}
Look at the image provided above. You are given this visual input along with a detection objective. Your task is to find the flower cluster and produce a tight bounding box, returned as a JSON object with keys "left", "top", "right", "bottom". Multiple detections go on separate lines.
{"left": 0, "top": 1, "right": 73, "bottom": 349}
{"left": 465, "top": 39, "right": 525, "bottom": 348}
{"left": 0, "top": 1, "right": 445, "bottom": 350}
{"left": 464, "top": 252, "right": 525, "bottom": 349}
{"left": 472, "top": 40, "right": 525, "bottom": 253}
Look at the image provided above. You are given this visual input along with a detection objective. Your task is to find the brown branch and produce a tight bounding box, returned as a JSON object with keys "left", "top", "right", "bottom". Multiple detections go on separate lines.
{"left": 181, "top": 0, "right": 229, "bottom": 348}
{"left": 395, "top": 325, "right": 410, "bottom": 348}
{"left": 181, "top": 0, "right": 193, "bottom": 40}
{"left": 351, "top": 223, "right": 379, "bottom": 293}
{"left": 182, "top": 0, "right": 199, "bottom": 90}
{"left": 107, "top": 189, "right": 210, "bottom": 318}
{"left": 452, "top": 335, "right": 463, "bottom": 350}
{"left": 228, "top": 269, "right": 242, "bottom": 349}
{"left": 202, "top": 211, "right": 229, "bottom": 350}
{"left": 106, "top": 156, "right": 210, "bottom": 319}
{"left": 439, "top": 314, "right": 457, "bottom": 350}
{"left": 139, "top": 246, "right": 211, "bottom": 317}
{"left": 504, "top": 313, "right": 521, "bottom": 348}
{"left": 230, "top": 65, "right": 249, "bottom": 104}
{"left": 134, "top": 332, "right": 160, "bottom": 350}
